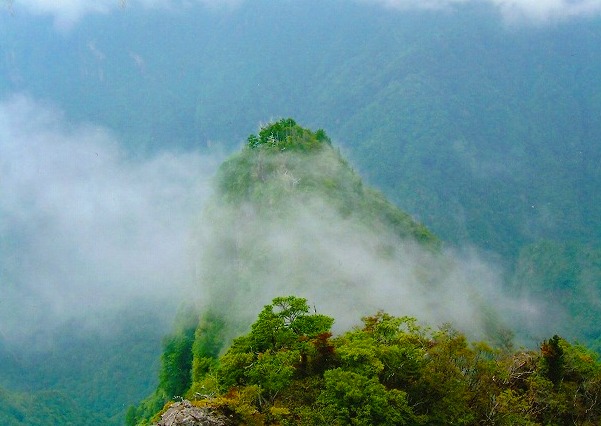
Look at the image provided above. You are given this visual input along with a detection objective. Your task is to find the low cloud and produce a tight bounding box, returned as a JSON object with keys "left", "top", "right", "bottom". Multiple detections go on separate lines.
{"left": 360, "top": 0, "right": 601, "bottom": 22}
{"left": 0, "top": 94, "right": 220, "bottom": 342}
{"left": 8, "top": 0, "right": 114, "bottom": 30}
{"left": 193, "top": 147, "right": 546, "bottom": 346}
{"left": 6, "top": 0, "right": 601, "bottom": 28}
{"left": 0, "top": 95, "right": 549, "bottom": 350}
{"left": 491, "top": 0, "right": 601, "bottom": 22}
{"left": 7, "top": 0, "right": 242, "bottom": 30}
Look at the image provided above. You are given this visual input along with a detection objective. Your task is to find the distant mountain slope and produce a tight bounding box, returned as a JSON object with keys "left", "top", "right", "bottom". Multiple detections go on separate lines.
{"left": 0, "top": 307, "right": 168, "bottom": 426}
{"left": 0, "top": 386, "right": 108, "bottom": 426}
{"left": 189, "top": 119, "right": 541, "bottom": 361}
{"left": 512, "top": 241, "right": 601, "bottom": 347}
{"left": 2, "top": 1, "right": 600, "bottom": 258}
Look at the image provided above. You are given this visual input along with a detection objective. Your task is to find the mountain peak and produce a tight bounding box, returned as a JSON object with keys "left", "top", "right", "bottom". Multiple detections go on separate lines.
{"left": 215, "top": 118, "right": 436, "bottom": 246}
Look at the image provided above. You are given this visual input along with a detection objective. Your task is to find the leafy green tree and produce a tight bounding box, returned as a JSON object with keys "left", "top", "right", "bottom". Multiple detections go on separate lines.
{"left": 158, "top": 311, "right": 197, "bottom": 399}
{"left": 246, "top": 350, "right": 299, "bottom": 401}
{"left": 316, "top": 368, "right": 418, "bottom": 425}
{"left": 412, "top": 326, "right": 479, "bottom": 425}
{"left": 190, "top": 311, "right": 226, "bottom": 384}
{"left": 249, "top": 296, "right": 334, "bottom": 353}
{"left": 217, "top": 296, "right": 334, "bottom": 399}
{"left": 541, "top": 335, "right": 564, "bottom": 387}
{"left": 335, "top": 332, "right": 385, "bottom": 377}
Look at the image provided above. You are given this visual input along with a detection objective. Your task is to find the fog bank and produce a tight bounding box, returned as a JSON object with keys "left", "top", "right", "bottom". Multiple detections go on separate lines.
{"left": 193, "top": 145, "right": 547, "bottom": 345}
{"left": 0, "top": 94, "right": 220, "bottom": 343}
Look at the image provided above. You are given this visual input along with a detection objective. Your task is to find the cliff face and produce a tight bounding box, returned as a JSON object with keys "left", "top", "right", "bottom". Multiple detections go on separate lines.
{"left": 153, "top": 400, "right": 233, "bottom": 426}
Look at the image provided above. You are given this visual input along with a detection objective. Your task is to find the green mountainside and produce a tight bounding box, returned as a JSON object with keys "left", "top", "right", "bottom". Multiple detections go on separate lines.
{"left": 4, "top": 1, "right": 600, "bottom": 259}
{"left": 3, "top": 2, "right": 601, "bottom": 258}
{"left": 4, "top": 4, "right": 600, "bottom": 340}
{"left": 0, "top": 387, "right": 107, "bottom": 426}
{"left": 0, "top": 307, "right": 168, "bottom": 426}
{"left": 6, "top": 117, "right": 598, "bottom": 425}
{"left": 512, "top": 242, "right": 601, "bottom": 350}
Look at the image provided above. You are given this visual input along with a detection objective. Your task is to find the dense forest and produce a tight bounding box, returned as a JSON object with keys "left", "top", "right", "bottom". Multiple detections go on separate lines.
{"left": 2, "top": 1, "right": 601, "bottom": 424}
{"left": 129, "top": 295, "right": 601, "bottom": 425}
{"left": 0, "top": 307, "right": 168, "bottom": 425}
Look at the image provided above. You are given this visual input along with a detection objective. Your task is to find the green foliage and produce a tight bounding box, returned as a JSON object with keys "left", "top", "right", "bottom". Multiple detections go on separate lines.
{"left": 190, "top": 312, "right": 227, "bottom": 384}
{"left": 0, "top": 306, "right": 168, "bottom": 426}
{"left": 159, "top": 332, "right": 194, "bottom": 399}
{"left": 249, "top": 296, "right": 334, "bottom": 353}
{"left": 158, "top": 307, "right": 198, "bottom": 399}
{"left": 125, "top": 390, "right": 168, "bottom": 426}
{"left": 317, "top": 369, "right": 417, "bottom": 425}
{"left": 126, "top": 306, "right": 199, "bottom": 426}
{"left": 131, "top": 295, "right": 601, "bottom": 425}
{"left": 217, "top": 296, "right": 334, "bottom": 399}
{"left": 541, "top": 335, "right": 565, "bottom": 387}
{"left": 0, "top": 387, "right": 109, "bottom": 426}
{"left": 247, "top": 118, "right": 330, "bottom": 151}
{"left": 216, "top": 350, "right": 254, "bottom": 389}
{"left": 245, "top": 350, "right": 299, "bottom": 400}
{"left": 513, "top": 241, "right": 601, "bottom": 345}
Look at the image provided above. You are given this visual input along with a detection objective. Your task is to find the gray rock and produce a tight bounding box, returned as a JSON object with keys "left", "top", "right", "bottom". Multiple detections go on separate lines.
{"left": 153, "top": 400, "right": 234, "bottom": 426}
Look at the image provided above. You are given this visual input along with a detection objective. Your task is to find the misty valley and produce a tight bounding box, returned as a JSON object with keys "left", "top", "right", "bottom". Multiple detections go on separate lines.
{"left": 2, "top": 1, "right": 601, "bottom": 425}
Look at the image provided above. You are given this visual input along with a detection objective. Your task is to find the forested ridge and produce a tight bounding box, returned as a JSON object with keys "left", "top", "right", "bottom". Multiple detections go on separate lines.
{"left": 129, "top": 295, "right": 601, "bottom": 426}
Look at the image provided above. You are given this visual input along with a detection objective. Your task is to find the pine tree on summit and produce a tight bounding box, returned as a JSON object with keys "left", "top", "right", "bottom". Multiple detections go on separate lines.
{"left": 247, "top": 118, "right": 330, "bottom": 151}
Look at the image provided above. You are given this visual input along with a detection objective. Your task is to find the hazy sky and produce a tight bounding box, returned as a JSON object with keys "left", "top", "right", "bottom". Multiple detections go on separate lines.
{"left": 5, "top": 0, "right": 601, "bottom": 29}
{"left": 0, "top": 95, "right": 220, "bottom": 342}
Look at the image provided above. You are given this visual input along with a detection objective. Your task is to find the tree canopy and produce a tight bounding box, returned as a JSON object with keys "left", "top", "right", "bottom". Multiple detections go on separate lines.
{"left": 128, "top": 296, "right": 601, "bottom": 426}
{"left": 247, "top": 119, "right": 330, "bottom": 151}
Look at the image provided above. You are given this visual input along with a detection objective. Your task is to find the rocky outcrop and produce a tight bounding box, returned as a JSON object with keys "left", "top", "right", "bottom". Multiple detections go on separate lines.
{"left": 153, "top": 400, "right": 234, "bottom": 426}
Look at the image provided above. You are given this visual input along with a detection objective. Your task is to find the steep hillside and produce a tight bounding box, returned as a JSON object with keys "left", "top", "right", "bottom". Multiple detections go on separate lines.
{"left": 512, "top": 241, "right": 601, "bottom": 347}
{"left": 128, "top": 119, "right": 532, "bottom": 425}
{"left": 193, "top": 119, "right": 497, "bottom": 343}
